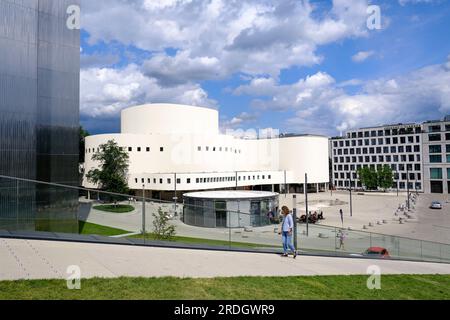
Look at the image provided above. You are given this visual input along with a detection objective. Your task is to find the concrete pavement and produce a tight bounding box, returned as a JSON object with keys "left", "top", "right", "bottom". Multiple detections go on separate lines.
{"left": 1, "top": 238, "right": 449, "bottom": 281}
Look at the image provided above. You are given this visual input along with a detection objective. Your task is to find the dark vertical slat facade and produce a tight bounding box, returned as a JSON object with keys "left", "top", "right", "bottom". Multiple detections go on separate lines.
{"left": 0, "top": 0, "right": 80, "bottom": 232}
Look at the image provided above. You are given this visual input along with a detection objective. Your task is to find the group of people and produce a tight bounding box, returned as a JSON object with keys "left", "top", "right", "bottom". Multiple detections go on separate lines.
{"left": 298, "top": 211, "right": 325, "bottom": 224}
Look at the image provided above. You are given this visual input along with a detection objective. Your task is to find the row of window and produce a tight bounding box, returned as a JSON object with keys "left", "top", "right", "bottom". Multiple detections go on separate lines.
{"left": 334, "top": 145, "right": 420, "bottom": 156}
{"left": 345, "top": 127, "right": 422, "bottom": 139}
{"left": 428, "top": 133, "right": 450, "bottom": 142}
{"left": 429, "top": 154, "right": 450, "bottom": 164}
{"left": 429, "top": 145, "right": 450, "bottom": 153}
{"left": 334, "top": 163, "right": 421, "bottom": 173}
{"left": 429, "top": 168, "right": 450, "bottom": 180}
{"left": 343, "top": 124, "right": 450, "bottom": 140}
{"left": 87, "top": 146, "right": 243, "bottom": 154}
{"left": 334, "top": 136, "right": 420, "bottom": 148}
{"left": 334, "top": 154, "right": 421, "bottom": 164}
{"left": 86, "top": 147, "right": 165, "bottom": 153}
{"left": 334, "top": 180, "right": 423, "bottom": 190}
{"left": 134, "top": 174, "right": 273, "bottom": 185}
{"left": 334, "top": 172, "right": 421, "bottom": 181}
{"left": 197, "top": 146, "right": 242, "bottom": 154}
{"left": 427, "top": 124, "right": 450, "bottom": 133}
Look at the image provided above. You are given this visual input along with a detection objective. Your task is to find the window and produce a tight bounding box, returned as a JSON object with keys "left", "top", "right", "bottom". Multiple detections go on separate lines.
{"left": 198, "top": 146, "right": 201, "bottom": 151}
{"left": 430, "top": 155, "right": 442, "bottom": 163}
{"left": 430, "top": 168, "right": 443, "bottom": 180}
{"left": 128, "top": 147, "right": 132, "bottom": 152}
{"left": 447, "top": 133, "right": 450, "bottom": 141}
{"left": 187, "top": 179, "right": 191, "bottom": 184}
{"left": 160, "top": 147, "right": 164, "bottom": 152}
{"left": 429, "top": 125, "right": 441, "bottom": 133}
{"left": 177, "top": 179, "right": 181, "bottom": 184}
{"left": 446, "top": 145, "right": 450, "bottom": 153}
{"left": 429, "top": 134, "right": 441, "bottom": 142}
{"left": 146, "top": 147, "right": 150, "bottom": 152}
{"left": 429, "top": 145, "right": 442, "bottom": 153}
{"left": 167, "top": 179, "right": 171, "bottom": 184}
{"left": 448, "top": 168, "right": 450, "bottom": 179}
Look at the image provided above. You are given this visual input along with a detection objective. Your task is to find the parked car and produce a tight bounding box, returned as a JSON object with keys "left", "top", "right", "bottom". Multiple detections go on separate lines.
{"left": 430, "top": 202, "right": 443, "bottom": 210}
{"left": 363, "top": 247, "right": 391, "bottom": 259}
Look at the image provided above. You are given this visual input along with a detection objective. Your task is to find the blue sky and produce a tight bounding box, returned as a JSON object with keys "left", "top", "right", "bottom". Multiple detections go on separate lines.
{"left": 79, "top": 0, "right": 450, "bottom": 136}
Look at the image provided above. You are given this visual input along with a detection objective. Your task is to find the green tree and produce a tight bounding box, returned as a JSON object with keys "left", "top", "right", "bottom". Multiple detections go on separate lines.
{"left": 152, "top": 208, "right": 176, "bottom": 240}
{"left": 86, "top": 140, "right": 130, "bottom": 202}
{"left": 378, "top": 165, "right": 394, "bottom": 191}
{"left": 357, "top": 167, "right": 378, "bottom": 190}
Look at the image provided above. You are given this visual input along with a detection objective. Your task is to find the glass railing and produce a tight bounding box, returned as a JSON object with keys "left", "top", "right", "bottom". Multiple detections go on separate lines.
{"left": 0, "top": 175, "right": 449, "bottom": 263}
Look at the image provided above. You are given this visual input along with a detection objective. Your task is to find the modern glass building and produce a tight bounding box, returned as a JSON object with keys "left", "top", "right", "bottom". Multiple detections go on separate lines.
{"left": 183, "top": 191, "right": 279, "bottom": 228}
{"left": 0, "top": 0, "right": 80, "bottom": 232}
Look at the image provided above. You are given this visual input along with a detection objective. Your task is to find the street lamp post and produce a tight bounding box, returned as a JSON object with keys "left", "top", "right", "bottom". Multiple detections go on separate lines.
{"left": 406, "top": 168, "right": 410, "bottom": 211}
{"left": 349, "top": 172, "right": 353, "bottom": 218}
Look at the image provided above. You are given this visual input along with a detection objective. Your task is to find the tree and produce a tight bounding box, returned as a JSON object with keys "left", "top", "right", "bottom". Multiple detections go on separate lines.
{"left": 152, "top": 208, "right": 176, "bottom": 240}
{"left": 86, "top": 140, "right": 130, "bottom": 202}
{"left": 378, "top": 165, "right": 394, "bottom": 191}
{"left": 357, "top": 167, "right": 378, "bottom": 190}
{"left": 79, "top": 126, "right": 90, "bottom": 163}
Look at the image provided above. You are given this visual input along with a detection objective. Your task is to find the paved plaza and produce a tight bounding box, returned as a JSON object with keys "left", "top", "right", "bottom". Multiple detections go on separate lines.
{"left": 1, "top": 238, "right": 449, "bottom": 281}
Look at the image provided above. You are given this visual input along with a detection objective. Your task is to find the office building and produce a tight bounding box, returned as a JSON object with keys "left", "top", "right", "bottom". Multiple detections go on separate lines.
{"left": 330, "top": 116, "right": 450, "bottom": 194}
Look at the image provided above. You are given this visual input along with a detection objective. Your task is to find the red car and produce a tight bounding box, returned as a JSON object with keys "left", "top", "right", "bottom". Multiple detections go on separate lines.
{"left": 363, "top": 247, "right": 391, "bottom": 259}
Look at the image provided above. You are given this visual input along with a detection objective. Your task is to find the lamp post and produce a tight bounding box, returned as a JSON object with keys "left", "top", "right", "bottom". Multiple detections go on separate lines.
{"left": 142, "top": 185, "right": 146, "bottom": 236}
{"left": 349, "top": 171, "right": 353, "bottom": 217}
{"left": 396, "top": 170, "right": 399, "bottom": 197}
{"left": 406, "top": 168, "right": 410, "bottom": 211}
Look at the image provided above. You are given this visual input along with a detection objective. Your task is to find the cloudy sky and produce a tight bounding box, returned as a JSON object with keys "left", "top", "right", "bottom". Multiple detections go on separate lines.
{"left": 79, "top": 0, "right": 450, "bottom": 136}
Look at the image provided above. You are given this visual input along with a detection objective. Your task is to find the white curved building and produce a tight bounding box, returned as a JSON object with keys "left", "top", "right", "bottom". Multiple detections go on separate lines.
{"left": 83, "top": 104, "right": 330, "bottom": 199}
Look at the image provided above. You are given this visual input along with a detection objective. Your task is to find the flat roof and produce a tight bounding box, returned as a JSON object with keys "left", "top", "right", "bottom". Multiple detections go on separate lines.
{"left": 183, "top": 190, "right": 279, "bottom": 200}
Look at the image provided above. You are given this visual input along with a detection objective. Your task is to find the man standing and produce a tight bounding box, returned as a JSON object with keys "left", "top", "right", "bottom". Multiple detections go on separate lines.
{"left": 279, "top": 206, "right": 297, "bottom": 259}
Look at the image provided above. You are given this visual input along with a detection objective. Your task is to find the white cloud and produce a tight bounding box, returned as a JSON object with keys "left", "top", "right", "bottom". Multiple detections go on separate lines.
{"left": 80, "top": 65, "right": 217, "bottom": 118}
{"left": 233, "top": 55, "right": 450, "bottom": 135}
{"left": 81, "top": 0, "right": 372, "bottom": 82}
{"left": 352, "top": 50, "right": 375, "bottom": 63}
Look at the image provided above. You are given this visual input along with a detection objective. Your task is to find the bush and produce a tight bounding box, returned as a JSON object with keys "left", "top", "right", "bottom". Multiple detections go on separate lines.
{"left": 152, "top": 207, "right": 176, "bottom": 240}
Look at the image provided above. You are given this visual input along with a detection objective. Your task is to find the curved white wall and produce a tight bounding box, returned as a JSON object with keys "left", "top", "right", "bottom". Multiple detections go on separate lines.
{"left": 121, "top": 103, "right": 219, "bottom": 135}
{"left": 84, "top": 104, "right": 330, "bottom": 191}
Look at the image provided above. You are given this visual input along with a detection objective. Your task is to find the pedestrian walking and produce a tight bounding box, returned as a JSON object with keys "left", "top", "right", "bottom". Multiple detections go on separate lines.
{"left": 278, "top": 206, "right": 297, "bottom": 259}
{"left": 338, "top": 229, "right": 346, "bottom": 250}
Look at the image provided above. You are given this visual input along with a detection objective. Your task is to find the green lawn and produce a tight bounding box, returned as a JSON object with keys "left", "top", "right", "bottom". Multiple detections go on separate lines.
{"left": 1, "top": 275, "right": 449, "bottom": 300}
{"left": 130, "top": 233, "right": 279, "bottom": 249}
{"left": 77, "top": 222, "right": 276, "bottom": 248}
{"left": 93, "top": 204, "right": 135, "bottom": 213}
{"left": 78, "top": 221, "right": 131, "bottom": 236}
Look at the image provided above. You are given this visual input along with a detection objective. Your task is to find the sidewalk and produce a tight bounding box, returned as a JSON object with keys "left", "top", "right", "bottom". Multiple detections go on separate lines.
{"left": 1, "top": 238, "right": 449, "bottom": 281}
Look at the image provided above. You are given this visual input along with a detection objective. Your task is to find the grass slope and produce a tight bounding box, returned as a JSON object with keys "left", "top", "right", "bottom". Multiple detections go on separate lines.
{"left": 131, "top": 233, "right": 279, "bottom": 249}
{"left": 78, "top": 221, "right": 131, "bottom": 236}
{"left": 0, "top": 275, "right": 449, "bottom": 300}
